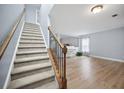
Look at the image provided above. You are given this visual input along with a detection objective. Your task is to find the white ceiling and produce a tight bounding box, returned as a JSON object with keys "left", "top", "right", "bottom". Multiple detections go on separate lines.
{"left": 49, "top": 4, "right": 124, "bottom": 36}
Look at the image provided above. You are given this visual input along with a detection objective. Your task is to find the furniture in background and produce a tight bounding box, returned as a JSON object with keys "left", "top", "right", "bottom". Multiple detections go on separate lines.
{"left": 66, "top": 46, "right": 78, "bottom": 57}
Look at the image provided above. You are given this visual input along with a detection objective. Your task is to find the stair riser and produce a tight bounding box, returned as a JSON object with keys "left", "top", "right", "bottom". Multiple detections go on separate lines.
{"left": 17, "top": 51, "right": 47, "bottom": 55}
{"left": 22, "top": 30, "right": 41, "bottom": 34}
{"left": 19, "top": 42, "right": 44, "bottom": 44}
{"left": 20, "top": 37, "right": 43, "bottom": 40}
{"left": 17, "top": 48, "right": 47, "bottom": 52}
{"left": 12, "top": 63, "right": 51, "bottom": 76}
{"left": 19, "top": 76, "right": 55, "bottom": 89}
{"left": 22, "top": 32, "right": 41, "bottom": 35}
{"left": 19, "top": 43, "right": 45, "bottom": 47}
{"left": 15, "top": 57, "right": 49, "bottom": 63}
{"left": 25, "top": 24, "right": 38, "bottom": 26}
{"left": 16, "top": 53, "right": 48, "bottom": 59}
{"left": 18, "top": 46, "right": 46, "bottom": 49}
{"left": 20, "top": 40, "right": 44, "bottom": 44}
{"left": 20, "top": 38, "right": 44, "bottom": 42}
{"left": 21, "top": 34, "right": 42, "bottom": 38}
{"left": 24, "top": 25, "right": 39, "bottom": 27}
{"left": 24, "top": 29, "right": 39, "bottom": 31}
{"left": 14, "top": 59, "right": 50, "bottom": 68}
{"left": 11, "top": 67, "right": 52, "bottom": 81}
{"left": 22, "top": 30, "right": 41, "bottom": 35}
{"left": 25, "top": 23, "right": 38, "bottom": 26}
{"left": 24, "top": 26, "right": 39, "bottom": 29}
{"left": 9, "top": 70, "right": 54, "bottom": 89}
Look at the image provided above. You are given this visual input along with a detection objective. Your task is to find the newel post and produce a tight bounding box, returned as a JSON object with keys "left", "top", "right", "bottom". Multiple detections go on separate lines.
{"left": 62, "top": 45, "right": 67, "bottom": 89}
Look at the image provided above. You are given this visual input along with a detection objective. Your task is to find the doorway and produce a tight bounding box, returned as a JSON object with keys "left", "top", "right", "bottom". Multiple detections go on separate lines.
{"left": 82, "top": 37, "right": 90, "bottom": 56}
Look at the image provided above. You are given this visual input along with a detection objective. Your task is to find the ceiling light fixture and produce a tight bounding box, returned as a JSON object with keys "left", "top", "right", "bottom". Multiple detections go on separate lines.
{"left": 91, "top": 5, "right": 103, "bottom": 14}
{"left": 112, "top": 14, "right": 118, "bottom": 17}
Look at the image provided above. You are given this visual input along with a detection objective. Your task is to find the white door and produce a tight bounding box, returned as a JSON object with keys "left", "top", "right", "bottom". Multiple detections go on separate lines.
{"left": 82, "top": 38, "right": 90, "bottom": 56}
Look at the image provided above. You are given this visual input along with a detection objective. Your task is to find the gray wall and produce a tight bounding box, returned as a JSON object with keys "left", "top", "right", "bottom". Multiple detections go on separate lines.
{"left": 0, "top": 5, "right": 25, "bottom": 88}
{"left": 80, "top": 27, "right": 124, "bottom": 61}
{"left": 60, "top": 34, "right": 79, "bottom": 47}
{"left": 25, "top": 5, "right": 37, "bottom": 24}
{"left": 0, "top": 4, "right": 25, "bottom": 45}
{"left": 39, "top": 5, "right": 53, "bottom": 47}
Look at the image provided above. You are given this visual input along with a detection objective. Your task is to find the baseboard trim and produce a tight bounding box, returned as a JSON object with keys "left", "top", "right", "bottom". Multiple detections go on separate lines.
{"left": 90, "top": 55, "right": 124, "bottom": 63}
{"left": 3, "top": 21, "right": 25, "bottom": 89}
{"left": 38, "top": 23, "right": 48, "bottom": 48}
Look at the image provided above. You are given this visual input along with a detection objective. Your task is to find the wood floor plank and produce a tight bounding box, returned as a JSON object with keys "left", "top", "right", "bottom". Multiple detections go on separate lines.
{"left": 67, "top": 56, "right": 124, "bottom": 89}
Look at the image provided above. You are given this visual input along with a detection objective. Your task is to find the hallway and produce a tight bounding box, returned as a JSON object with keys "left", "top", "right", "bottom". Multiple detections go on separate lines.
{"left": 67, "top": 56, "right": 124, "bottom": 88}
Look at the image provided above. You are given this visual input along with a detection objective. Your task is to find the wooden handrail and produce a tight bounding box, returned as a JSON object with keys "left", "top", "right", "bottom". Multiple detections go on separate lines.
{"left": 0, "top": 9, "right": 25, "bottom": 59}
{"left": 48, "top": 26, "right": 67, "bottom": 89}
{"left": 48, "top": 26, "right": 64, "bottom": 49}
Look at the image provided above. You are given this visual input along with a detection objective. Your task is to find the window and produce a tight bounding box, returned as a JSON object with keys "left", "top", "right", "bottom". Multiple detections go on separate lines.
{"left": 82, "top": 38, "right": 90, "bottom": 53}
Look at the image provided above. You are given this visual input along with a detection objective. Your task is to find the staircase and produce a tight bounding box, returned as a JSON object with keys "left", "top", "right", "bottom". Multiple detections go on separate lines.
{"left": 8, "top": 22, "right": 57, "bottom": 89}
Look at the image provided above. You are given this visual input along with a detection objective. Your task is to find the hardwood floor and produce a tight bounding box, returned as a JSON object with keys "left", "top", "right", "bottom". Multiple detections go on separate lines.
{"left": 66, "top": 56, "right": 124, "bottom": 89}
